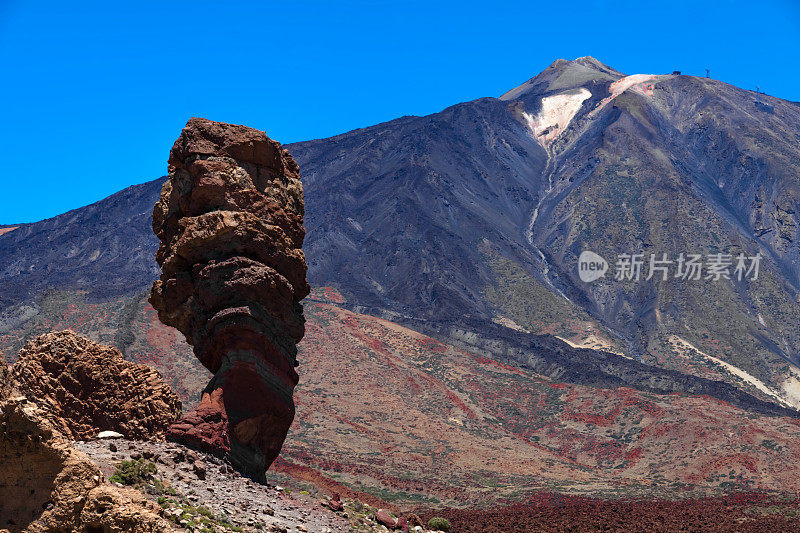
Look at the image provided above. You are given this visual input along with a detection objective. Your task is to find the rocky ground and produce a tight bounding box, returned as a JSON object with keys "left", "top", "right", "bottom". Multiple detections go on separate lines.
{"left": 75, "top": 438, "right": 435, "bottom": 532}
{"left": 75, "top": 436, "right": 800, "bottom": 532}
{"left": 10, "top": 296, "right": 800, "bottom": 507}
{"left": 76, "top": 438, "right": 347, "bottom": 532}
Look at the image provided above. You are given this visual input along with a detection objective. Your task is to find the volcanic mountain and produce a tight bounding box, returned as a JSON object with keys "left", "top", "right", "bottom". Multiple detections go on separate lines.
{"left": 293, "top": 56, "right": 800, "bottom": 408}
{"left": 2, "top": 57, "right": 800, "bottom": 506}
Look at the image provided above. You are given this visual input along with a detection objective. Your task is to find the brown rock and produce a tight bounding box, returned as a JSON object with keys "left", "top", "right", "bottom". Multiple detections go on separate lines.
{"left": 406, "top": 513, "right": 425, "bottom": 527}
{"left": 80, "top": 484, "right": 174, "bottom": 532}
{"left": 0, "top": 352, "right": 13, "bottom": 401}
{"left": 407, "top": 514, "right": 424, "bottom": 528}
{"left": 193, "top": 462, "right": 207, "bottom": 480}
{"left": 0, "top": 396, "right": 176, "bottom": 532}
{"left": 11, "top": 331, "right": 181, "bottom": 441}
{"left": 150, "top": 118, "right": 309, "bottom": 480}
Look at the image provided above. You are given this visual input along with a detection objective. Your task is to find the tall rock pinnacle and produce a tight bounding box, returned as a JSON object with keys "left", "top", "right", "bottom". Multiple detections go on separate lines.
{"left": 150, "top": 117, "right": 309, "bottom": 480}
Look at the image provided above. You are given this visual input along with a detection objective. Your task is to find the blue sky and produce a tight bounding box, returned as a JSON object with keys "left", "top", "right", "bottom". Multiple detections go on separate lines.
{"left": 1, "top": 0, "right": 799, "bottom": 223}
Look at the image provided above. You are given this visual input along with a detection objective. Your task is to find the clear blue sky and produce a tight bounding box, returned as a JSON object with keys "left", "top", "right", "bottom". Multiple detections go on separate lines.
{"left": 1, "top": 0, "right": 799, "bottom": 223}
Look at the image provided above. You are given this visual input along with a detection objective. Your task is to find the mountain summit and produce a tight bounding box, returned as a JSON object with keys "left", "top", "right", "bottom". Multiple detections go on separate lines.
{"left": 500, "top": 56, "right": 624, "bottom": 100}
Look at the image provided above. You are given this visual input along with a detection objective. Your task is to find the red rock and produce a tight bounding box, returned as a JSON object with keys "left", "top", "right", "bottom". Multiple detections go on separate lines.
{"left": 325, "top": 493, "right": 344, "bottom": 511}
{"left": 397, "top": 516, "right": 409, "bottom": 532}
{"left": 325, "top": 500, "right": 344, "bottom": 511}
{"left": 376, "top": 509, "right": 398, "bottom": 528}
{"left": 11, "top": 331, "right": 181, "bottom": 440}
{"left": 151, "top": 118, "right": 309, "bottom": 481}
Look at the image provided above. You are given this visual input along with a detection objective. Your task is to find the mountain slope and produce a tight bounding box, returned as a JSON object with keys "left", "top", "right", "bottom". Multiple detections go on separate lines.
{"left": 0, "top": 179, "right": 161, "bottom": 312}
{"left": 290, "top": 100, "right": 546, "bottom": 322}
{"left": 290, "top": 57, "right": 800, "bottom": 407}
{"left": 1, "top": 56, "right": 799, "bottom": 411}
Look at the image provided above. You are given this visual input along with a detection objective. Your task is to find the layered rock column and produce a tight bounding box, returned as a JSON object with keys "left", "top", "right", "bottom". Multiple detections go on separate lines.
{"left": 150, "top": 118, "right": 309, "bottom": 480}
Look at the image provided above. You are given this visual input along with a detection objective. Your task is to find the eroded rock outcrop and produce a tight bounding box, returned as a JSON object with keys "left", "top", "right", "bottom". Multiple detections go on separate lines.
{"left": 0, "top": 352, "right": 13, "bottom": 401}
{"left": 0, "top": 396, "right": 175, "bottom": 533}
{"left": 11, "top": 331, "right": 181, "bottom": 440}
{"left": 150, "top": 118, "right": 309, "bottom": 480}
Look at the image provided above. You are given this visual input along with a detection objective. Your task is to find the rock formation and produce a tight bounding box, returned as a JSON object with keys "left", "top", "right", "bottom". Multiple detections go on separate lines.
{"left": 150, "top": 118, "right": 309, "bottom": 480}
{"left": 0, "top": 352, "right": 13, "bottom": 401}
{"left": 11, "top": 331, "right": 181, "bottom": 440}
{"left": 0, "top": 396, "right": 175, "bottom": 532}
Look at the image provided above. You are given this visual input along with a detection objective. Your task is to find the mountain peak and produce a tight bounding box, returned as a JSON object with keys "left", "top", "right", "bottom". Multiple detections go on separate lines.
{"left": 573, "top": 56, "right": 624, "bottom": 75}
{"left": 500, "top": 56, "right": 624, "bottom": 101}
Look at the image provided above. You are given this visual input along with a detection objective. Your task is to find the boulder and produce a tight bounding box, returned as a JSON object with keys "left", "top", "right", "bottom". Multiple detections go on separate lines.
{"left": 376, "top": 509, "right": 399, "bottom": 528}
{"left": 0, "top": 396, "right": 175, "bottom": 532}
{"left": 324, "top": 493, "right": 343, "bottom": 512}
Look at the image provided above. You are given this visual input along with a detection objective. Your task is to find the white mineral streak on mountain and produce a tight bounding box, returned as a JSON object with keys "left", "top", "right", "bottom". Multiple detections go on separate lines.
{"left": 522, "top": 88, "right": 592, "bottom": 146}
{"left": 591, "top": 73, "right": 656, "bottom": 116}
{"left": 669, "top": 335, "right": 795, "bottom": 408}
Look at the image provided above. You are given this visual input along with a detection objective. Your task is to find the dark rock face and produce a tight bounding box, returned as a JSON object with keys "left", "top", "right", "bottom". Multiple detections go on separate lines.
{"left": 0, "top": 178, "right": 162, "bottom": 313}
{"left": 150, "top": 117, "right": 309, "bottom": 480}
{"left": 11, "top": 330, "right": 181, "bottom": 440}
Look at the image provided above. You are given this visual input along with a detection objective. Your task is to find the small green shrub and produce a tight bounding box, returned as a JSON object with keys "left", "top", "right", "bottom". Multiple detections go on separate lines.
{"left": 428, "top": 517, "right": 452, "bottom": 532}
{"left": 152, "top": 477, "right": 177, "bottom": 495}
{"left": 108, "top": 459, "right": 157, "bottom": 486}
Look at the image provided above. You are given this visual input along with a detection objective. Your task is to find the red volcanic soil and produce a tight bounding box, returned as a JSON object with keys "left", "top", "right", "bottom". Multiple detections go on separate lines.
{"left": 0, "top": 226, "right": 17, "bottom": 237}
{"left": 420, "top": 492, "right": 800, "bottom": 532}
{"left": 6, "top": 289, "right": 800, "bottom": 508}
{"left": 272, "top": 456, "right": 403, "bottom": 512}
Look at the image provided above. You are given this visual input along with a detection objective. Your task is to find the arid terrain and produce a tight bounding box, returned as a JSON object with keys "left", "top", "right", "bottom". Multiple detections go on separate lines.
{"left": 3, "top": 57, "right": 800, "bottom": 531}
{"left": 5, "top": 288, "right": 800, "bottom": 512}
